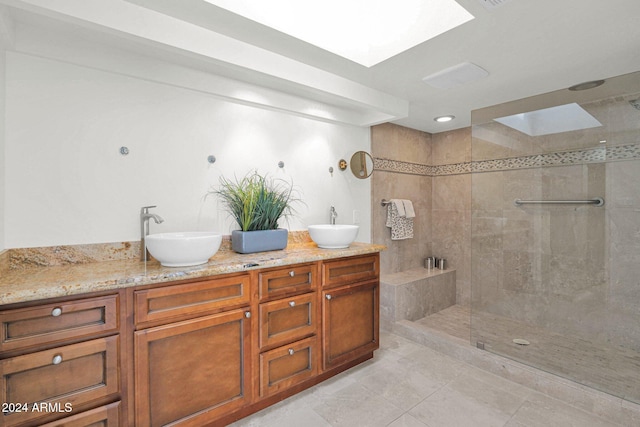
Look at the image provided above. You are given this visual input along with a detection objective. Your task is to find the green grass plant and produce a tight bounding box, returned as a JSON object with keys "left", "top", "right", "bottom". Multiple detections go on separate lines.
{"left": 212, "top": 172, "right": 298, "bottom": 231}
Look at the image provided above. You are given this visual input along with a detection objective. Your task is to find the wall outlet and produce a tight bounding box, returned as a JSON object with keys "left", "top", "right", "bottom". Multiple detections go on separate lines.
{"left": 353, "top": 210, "right": 360, "bottom": 224}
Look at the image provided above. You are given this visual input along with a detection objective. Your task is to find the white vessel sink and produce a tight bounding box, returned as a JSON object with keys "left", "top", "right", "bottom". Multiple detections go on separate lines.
{"left": 308, "top": 224, "right": 359, "bottom": 249}
{"left": 145, "top": 232, "right": 222, "bottom": 267}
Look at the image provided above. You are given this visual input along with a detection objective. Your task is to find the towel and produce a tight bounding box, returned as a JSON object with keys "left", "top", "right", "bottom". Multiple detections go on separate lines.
{"left": 386, "top": 202, "right": 414, "bottom": 240}
{"left": 402, "top": 199, "right": 415, "bottom": 218}
{"left": 391, "top": 199, "right": 406, "bottom": 217}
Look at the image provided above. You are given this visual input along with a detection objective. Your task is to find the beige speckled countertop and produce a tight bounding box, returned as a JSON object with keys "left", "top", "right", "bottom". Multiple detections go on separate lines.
{"left": 0, "top": 240, "right": 385, "bottom": 306}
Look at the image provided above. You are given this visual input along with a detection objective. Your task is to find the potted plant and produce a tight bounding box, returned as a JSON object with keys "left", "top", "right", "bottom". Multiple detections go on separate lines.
{"left": 212, "top": 171, "right": 299, "bottom": 254}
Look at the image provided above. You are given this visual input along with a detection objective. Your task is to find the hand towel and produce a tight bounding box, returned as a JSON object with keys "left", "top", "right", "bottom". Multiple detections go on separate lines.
{"left": 391, "top": 199, "right": 406, "bottom": 217}
{"left": 385, "top": 203, "right": 414, "bottom": 240}
{"left": 402, "top": 199, "right": 415, "bottom": 218}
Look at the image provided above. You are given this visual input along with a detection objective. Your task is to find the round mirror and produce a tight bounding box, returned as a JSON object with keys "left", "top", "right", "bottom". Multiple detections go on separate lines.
{"left": 350, "top": 151, "right": 374, "bottom": 179}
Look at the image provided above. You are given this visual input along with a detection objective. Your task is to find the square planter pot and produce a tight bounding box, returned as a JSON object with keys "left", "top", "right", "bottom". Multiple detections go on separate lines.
{"left": 231, "top": 228, "right": 288, "bottom": 254}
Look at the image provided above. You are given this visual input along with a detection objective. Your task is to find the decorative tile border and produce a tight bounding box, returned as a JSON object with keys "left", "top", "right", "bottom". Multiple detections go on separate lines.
{"left": 373, "top": 158, "right": 433, "bottom": 176}
{"left": 375, "top": 143, "right": 640, "bottom": 177}
{"left": 607, "top": 143, "right": 640, "bottom": 161}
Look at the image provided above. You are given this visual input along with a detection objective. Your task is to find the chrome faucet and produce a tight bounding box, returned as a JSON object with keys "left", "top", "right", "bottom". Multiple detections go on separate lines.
{"left": 140, "top": 206, "right": 164, "bottom": 260}
{"left": 330, "top": 206, "right": 338, "bottom": 225}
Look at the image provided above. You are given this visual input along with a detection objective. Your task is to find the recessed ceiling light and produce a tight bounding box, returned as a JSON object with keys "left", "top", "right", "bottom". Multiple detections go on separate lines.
{"left": 568, "top": 80, "right": 605, "bottom": 91}
{"left": 203, "top": 0, "right": 474, "bottom": 67}
{"left": 434, "top": 115, "right": 455, "bottom": 122}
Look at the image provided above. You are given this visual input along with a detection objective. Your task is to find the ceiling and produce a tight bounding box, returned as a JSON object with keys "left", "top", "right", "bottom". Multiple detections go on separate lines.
{"left": 1, "top": 0, "right": 640, "bottom": 133}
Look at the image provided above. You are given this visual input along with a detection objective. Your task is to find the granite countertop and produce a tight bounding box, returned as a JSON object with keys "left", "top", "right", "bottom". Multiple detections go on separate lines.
{"left": 0, "top": 240, "right": 385, "bottom": 306}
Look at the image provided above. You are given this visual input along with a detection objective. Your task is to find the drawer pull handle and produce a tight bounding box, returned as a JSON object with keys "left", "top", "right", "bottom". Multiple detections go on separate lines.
{"left": 51, "top": 307, "right": 62, "bottom": 317}
{"left": 289, "top": 301, "right": 295, "bottom": 307}
{"left": 52, "top": 354, "right": 63, "bottom": 365}
{"left": 289, "top": 271, "right": 295, "bottom": 277}
{"left": 288, "top": 348, "right": 294, "bottom": 356}
{"left": 326, "top": 294, "right": 332, "bottom": 300}
{"left": 245, "top": 311, "right": 251, "bottom": 318}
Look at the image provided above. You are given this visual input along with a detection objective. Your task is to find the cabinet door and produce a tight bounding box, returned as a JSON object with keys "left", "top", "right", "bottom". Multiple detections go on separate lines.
{"left": 0, "top": 336, "right": 120, "bottom": 427}
{"left": 322, "top": 281, "right": 379, "bottom": 370}
{"left": 135, "top": 308, "right": 251, "bottom": 427}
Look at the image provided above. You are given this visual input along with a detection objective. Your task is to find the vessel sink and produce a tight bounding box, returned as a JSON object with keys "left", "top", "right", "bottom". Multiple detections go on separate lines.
{"left": 308, "top": 224, "right": 359, "bottom": 249}
{"left": 145, "top": 232, "right": 222, "bottom": 267}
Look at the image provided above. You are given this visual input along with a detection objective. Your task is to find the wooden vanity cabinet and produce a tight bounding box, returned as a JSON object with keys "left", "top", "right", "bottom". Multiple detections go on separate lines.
{"left": 133, "top": 274, "right": 252, "bottom": 427}
{"left": 0, "top": 293, "right": 124, "bottom": 427}
{"left": 321, "top": 255, "right": 380, "bottom": 370}
{"left": 0, "top": 251, "right": 379, "bottom": 427}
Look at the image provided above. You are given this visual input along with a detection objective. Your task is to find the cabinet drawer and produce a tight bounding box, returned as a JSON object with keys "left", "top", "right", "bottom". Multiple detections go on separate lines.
{"left": 39, "top": 401, "right": 120, "bottom": 427}
{"left": 258, "top": 264, "right": 316, "bottom": 301}
{"left": 135, "top": 274, "right": 250, "bottom": 326}
{"left": 259, "top": 293, "right": 316, "bottom": 350}
{"left": 322, "top": 254, "right": 379, "bottom": 289}
{"left": 0, "top": 295, "right": 119, "bottom": 353}
{"left": 0, "top": 335, "right": 120, "bottom": 427}
{"left": 259, "top": 336, "right": 317, "bottom": 398}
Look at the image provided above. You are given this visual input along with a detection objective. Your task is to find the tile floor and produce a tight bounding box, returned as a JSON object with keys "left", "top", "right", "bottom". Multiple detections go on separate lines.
{"left": 230, "top": 332, "right": 620, "bottom": 426}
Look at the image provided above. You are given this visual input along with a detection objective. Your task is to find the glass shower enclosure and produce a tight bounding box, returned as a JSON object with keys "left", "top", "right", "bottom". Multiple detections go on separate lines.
{"left": 470, "top": 71, "right": 640, "bottom": 404}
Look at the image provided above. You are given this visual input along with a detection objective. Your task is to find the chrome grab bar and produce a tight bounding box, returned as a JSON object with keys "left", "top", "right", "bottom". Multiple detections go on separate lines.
{"left": 514, "top": 197, "right": 604, "bottom": 207}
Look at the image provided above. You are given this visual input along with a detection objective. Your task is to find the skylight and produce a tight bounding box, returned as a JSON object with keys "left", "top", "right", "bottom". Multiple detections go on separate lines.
{"left": 494, "top": 103, "right": 603, "bottom": 136}
{"left": 203, "top": 0, "right": 474, "bottom": 67}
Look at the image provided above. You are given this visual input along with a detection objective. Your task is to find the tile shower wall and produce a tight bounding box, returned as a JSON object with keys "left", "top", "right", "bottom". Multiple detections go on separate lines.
{"left": 431, "top": 129, "right": 472, "bottom": 306}
{"left": 372, "top": 124, "right": 472, "bottom": 305}
{"left": 607, "top": 158, "right": 640, "bottom": 350}
{"left": 373, "top": 114, "right": 640, "bottom": 323}
{"left": 371, "top": 123, "right": 432, "bottom": 274}
{"left": 471, "top": 89, "right": 640, "bottom": 351}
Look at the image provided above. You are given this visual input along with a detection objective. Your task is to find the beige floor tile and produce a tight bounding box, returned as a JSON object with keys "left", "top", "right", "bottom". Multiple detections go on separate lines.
{"left": 357, "top": 363, "right": 445, "bottom": 411}
{"left": 408, "top": 385, "right": 515, "bottom": 427}
{"left": 506, "top": 394, "right": 620, "bottom": 427}
{"left": 230, "top": 332, "right": 630, "bottom": 426}
{"left": 386, "top": 413, "right": 430, "bottom": 427}
{"left": 310, "top": 382, "right": 405, "bottom": 427}
{"left": 228, "top": 402, "right": 331, "bottom": 427}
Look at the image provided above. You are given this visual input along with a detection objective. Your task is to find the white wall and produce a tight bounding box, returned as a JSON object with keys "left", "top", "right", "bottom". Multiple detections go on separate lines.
{"left": 0, "top": 46, "right": 5, "bottom": 251}
{"left": 4, "top": 33, "right": 371, "bottom": 248}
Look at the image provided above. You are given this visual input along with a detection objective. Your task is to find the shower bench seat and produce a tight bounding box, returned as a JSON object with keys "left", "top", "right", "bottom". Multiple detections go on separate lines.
{"left": 380, "top": 267, "right": 456, "bottom": 330}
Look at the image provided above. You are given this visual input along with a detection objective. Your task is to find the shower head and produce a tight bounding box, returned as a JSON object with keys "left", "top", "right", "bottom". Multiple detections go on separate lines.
{"left": 630, "top": 99, "right": 640, "bottom": 110}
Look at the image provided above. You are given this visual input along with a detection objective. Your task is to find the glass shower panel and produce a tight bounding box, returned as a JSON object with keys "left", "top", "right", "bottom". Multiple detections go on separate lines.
{"left": 470, "top": 71, "right": 640, "bottom": 404}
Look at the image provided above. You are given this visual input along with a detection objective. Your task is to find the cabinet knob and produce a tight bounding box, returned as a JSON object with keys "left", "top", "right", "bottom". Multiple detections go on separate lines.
{"left": 51, "top": 307, "right": 62, "bottom": 317}
{"left": 52, "top": 354, "right": 63, "bottom": 365}
{"left": 325, "top": 294, "right": 332, "bottom": 300}
{"left": 288, "top": 348, "right": 294, "bottom": 356}
{"left": 289, "top": 271, "right": 295, "bottom": 277}
{"left": 244, "top": 311, "right": 251, "bottom": 318}
{"left": 289, "top": 301, "right": 295, "bottom": 307}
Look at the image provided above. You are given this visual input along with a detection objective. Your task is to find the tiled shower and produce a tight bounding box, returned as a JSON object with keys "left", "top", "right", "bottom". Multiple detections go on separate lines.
{"left": 372, "top": 70, "right": 640, "bottom": 407}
